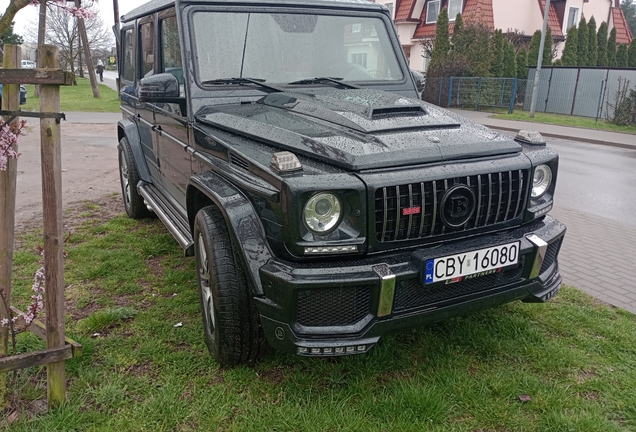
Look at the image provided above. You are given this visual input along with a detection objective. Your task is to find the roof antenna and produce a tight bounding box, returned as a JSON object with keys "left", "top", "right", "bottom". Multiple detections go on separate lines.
{"left": 239, "top": 13, "right": 251, "bottom": 78}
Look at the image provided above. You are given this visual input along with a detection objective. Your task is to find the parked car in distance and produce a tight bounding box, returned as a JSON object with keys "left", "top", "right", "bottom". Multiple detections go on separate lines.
{"left": 117, "top": 0, "right": 566, "bottom": 366}
{"left": 0, "top": 84, "right": 27, "bottom": 105}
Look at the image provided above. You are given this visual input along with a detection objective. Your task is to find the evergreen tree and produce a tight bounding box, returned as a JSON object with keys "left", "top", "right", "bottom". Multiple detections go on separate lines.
{"left": 577, "top": 16, "right": 588, "bottom": 66}
{"left": 554, "top": 59, "right": 563, "bottom": 66}
{"left": 542, "top": 27, "right": 553, "bottom": 66}
{"left": 621, "top": 0, "right": 636, "bottom": 36}
{"left": 430, "top": 6, "right": 451, "bottom": 67}
{"left": 460, "top": 23, "right": 492, "bottom": 77}
{"left": 516, "top": 47, "right": 528, "bottom": 79}
{"left": 597, "top": 22, "right": 609, "bottom": 66}
{"left": 490, "top": 29, "right": 505, "bottom": 77}
{"left": 528, "top": 30, "right": 541, "bottom": 66}
{"left": 452, "top": 13, "right": 464, "bottom": 50}
{"left": 629, "top": 39, "right": 636, "bottom": 67}
{"left": 588, "top": 17, "right": 598, "bottom": 67}
{"left": 607, "top": 28, "right": 617, "bottom": 67}
{"left": 561, "top": 26, "right": 578, "bottom": 66}
{"left": 0, "top": 15, "right": 23, "bottom": 53}
{"left": 502, "top": 40, "right": 517, "bottom": 78}
{"left": 616, "top": 43, "right": 629, "bottom": 67}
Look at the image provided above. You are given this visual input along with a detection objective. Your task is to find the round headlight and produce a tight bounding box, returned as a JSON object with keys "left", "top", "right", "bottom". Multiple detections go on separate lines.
{"left": 532, "top": 165, "right": 552, "bottom": 198}
{"left": 304, "top": 193, "right": 341, "bottom": 234}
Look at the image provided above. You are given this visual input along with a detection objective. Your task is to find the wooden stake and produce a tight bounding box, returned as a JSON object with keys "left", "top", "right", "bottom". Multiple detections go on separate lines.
{"left": 75, "top": 0, "right": 100, "bottom": 98}
{"left": 0, "top": 44, "right": 21, "bottom": 409}
{"left": 38, "top": 44, "right": 66, "bottom": 410}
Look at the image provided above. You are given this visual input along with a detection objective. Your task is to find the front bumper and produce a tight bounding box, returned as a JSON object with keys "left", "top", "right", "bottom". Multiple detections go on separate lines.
{"left": 253, "top": 215, "right": 566, "bottom": 356}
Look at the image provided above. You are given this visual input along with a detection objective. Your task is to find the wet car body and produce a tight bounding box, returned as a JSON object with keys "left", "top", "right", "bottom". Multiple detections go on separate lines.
{"left": 118, "top": 0, "right": 565, "bottom": 361}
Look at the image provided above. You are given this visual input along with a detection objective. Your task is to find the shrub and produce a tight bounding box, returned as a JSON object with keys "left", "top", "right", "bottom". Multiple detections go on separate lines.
{"left": 588, "top": 17, "right": 598, "bottom": 67}
{"left": 607, "top": 28, "right": 617, "bottom": 67}
{"left": 597, "top": 22, "right": 609, "bottom": 66}
{"left": 561, "top": 26, "right": 578, "bottom": 66}
{"left": 616, "top": 44, "right": 629, "bottom": 68}
{"left": 577, "top": 16, "right": 588, "bottom": 66}
{"left": 528, "top": 30, "right": 541, "bottom": 66}
{"left": 502, "top": 40, "right": 517, "bottom": 78}
{"left": 516, "top": 48, "right": 528, "bottom": 80}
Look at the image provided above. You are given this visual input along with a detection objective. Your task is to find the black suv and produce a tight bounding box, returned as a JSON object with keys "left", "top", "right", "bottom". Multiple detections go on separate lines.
{"left": 117, "top": 0, "right": 566, "bottom": 366}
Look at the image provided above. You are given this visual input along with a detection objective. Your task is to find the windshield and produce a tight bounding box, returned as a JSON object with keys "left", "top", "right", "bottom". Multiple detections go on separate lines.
{"left": 191, "top": 11, "right": 404, "bottom": 85}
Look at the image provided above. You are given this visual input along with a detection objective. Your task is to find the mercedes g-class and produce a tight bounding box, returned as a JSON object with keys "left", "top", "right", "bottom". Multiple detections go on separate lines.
{"left": 116, "top": 0, "right": 566, "bottom": 366}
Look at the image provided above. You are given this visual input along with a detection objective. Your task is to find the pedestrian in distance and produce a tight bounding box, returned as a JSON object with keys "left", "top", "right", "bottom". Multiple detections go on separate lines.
{"left": 96, "top": 59, "right": 104, "bottom": 82}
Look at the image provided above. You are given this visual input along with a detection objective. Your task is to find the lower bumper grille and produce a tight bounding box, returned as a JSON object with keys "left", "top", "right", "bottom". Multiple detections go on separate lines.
{"left": 540, "top": 238, "right": 562, "bottom": 274}
{"left": 296, "top": 285, "right": 372, "bottom": 327}
{"left": 393, "top": 256, "right": 527, "bottom": 313}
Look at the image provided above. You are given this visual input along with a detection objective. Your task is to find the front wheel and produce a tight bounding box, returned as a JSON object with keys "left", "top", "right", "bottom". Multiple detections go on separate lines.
{"left": 194, "top": 205, "right": 268, "bottom": 366}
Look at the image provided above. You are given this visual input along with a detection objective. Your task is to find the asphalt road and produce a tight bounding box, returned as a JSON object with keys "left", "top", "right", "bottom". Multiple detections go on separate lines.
{"left": 548, "top": 138, "right": 636, "bottom": 227}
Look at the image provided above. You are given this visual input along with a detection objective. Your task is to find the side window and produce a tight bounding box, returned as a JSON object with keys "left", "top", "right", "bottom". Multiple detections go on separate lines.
{"left": 160, "top": 16, "right": 183, "bottom": 84}
{"left": 122, "top": 29, "right": 134, "bottom": 82}
{"left": 140, "top": 21, "right": 155, "bottom": 77}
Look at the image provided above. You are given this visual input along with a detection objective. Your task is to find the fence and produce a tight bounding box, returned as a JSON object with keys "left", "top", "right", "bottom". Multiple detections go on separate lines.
{"left": 524, "top": 66, "right": 636, "bottom": 120}
{"left": 424, "top": 77, "right": 529, "bottom": 113}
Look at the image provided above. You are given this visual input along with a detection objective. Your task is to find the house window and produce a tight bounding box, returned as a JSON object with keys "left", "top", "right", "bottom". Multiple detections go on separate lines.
{"left": 426, "top": 0, "right": 441, "bottom": 24}
{"left": 448, "top": 0, "right": 463, "bottom": 21}
{"left": 567, "top": 7, "right": 579, "bottom": 30}
{"left": 350, "top": 53, "right": 368, "bottom": 68}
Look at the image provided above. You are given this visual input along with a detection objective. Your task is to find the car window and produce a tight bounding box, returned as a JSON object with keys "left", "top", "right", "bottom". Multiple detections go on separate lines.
{"left": 160, "top": 16, "right": 183, "bottom": 85}
{"left": 122, "top": 28, "right": 135, "bottom": 82}
{"left": 140, "top": 21, "right": 155, "bottom": 77}
{"left": 191, "top": 12, "right": 404, "bottom": 84}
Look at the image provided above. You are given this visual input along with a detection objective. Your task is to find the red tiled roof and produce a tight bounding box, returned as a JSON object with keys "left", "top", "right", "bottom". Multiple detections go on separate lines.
{"left": 395, "top": 0, "right": 417, "bottom": 21}
{"left": 538, "top": 0, "right": 563, "bottom": 37}
{"left": 611, "top": 7, "right": 633, "bottom": 44}
{"left": 462, "top": 0, "right": 494, "bottom": 31}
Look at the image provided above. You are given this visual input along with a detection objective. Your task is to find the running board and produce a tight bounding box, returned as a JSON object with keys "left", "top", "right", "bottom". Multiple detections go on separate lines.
{"left": 138, "top": 182, "right": 194, "bottom": 256}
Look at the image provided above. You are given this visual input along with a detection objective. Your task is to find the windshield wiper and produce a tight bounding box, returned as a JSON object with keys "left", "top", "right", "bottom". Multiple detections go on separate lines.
{"left": 201, "top": 77, "right": 283, "bottom": 93}
{"left": 287, "top": 77, "right": 360, "bottom": 89}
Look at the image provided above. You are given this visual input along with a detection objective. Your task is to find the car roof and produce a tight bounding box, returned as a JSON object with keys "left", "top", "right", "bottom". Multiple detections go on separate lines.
{"left": 121, "top": 0, "right": 385, "bottom": 23}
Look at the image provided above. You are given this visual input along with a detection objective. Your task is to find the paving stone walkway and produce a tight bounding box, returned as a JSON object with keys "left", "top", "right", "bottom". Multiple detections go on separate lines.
{"left": 551, "top": 206, "right": 636, "bottom": 314}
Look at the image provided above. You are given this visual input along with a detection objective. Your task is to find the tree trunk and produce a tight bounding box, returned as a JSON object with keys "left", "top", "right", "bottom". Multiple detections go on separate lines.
{"left": 75, "top": 0, "right": 100, "bottom": 98}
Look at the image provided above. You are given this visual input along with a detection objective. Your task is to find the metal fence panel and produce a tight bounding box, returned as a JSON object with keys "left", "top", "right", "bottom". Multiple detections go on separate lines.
{"left": 431, "top": 77, "right": 526, "bottom": 112}
{"left": 572, "top": 69, "right": 608, "bottom": 118}
{"left": 600, "top": 69, "right": 636, "bottom": 120}
{"left": 524, "top": 69, "right": 550, "bottom": 112}
{"left": 545, "top": 69, "right": 578, "bottom": 115}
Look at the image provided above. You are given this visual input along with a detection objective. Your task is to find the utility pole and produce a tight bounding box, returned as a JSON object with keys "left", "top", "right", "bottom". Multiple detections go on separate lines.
{"left": 530, "top": 0, "right": 551, "bottom": 118}
{"left": 74, "top": 0, "right": 100, "bottom": 98}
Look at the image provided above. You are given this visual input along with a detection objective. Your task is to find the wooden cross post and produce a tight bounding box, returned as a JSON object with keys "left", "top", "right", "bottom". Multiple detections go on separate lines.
{"left": 38, "top": 44, "right": 66, "bottom": 409}
{"left": 0, "top": 43, "right": 21, "bottom": 409}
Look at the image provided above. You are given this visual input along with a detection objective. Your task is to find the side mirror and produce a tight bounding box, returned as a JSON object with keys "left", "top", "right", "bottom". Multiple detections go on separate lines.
{"left": 139, "top": 73, "right": 180, "bottom": 102}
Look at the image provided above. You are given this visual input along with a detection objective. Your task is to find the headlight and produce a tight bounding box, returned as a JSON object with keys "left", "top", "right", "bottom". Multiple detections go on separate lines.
{"left": 303, "top": 193, "right": 341, "bottom": 234}
{"left": 532, "top": 165, "right": 552, "bottom": 198}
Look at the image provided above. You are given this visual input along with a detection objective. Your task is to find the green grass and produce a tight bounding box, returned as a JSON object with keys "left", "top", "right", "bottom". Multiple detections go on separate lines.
{"left": 21, "top": 77, "right": 120, "bottom": 112}
{"left": 492, "top": 110, "right": 636, "bottom": 135}
{"left": 5, "top": 204, "right": 636, "bottom": 431}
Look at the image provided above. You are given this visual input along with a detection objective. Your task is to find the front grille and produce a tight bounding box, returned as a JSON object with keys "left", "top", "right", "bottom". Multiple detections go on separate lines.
{"left": 540, "top": 238, "right": 561, "bottom": 274}
{"left": 296, "top": 285, "right": 372, "bottom": 327}
{"left": 375, "top": 170, "right": 529, "bottom": 243}
{"left": 393, "top": 256, "right": 526, "bottom": 313}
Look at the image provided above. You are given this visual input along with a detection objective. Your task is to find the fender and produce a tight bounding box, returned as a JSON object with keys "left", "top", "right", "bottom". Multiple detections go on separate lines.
{"left": 117, "top": 117, "right": 151, "bottom": 182}
{"left": 187, "top": 171, "right": 273, "bottom": 296}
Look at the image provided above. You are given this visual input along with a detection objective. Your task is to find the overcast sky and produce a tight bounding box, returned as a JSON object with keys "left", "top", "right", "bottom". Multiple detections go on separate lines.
{"left": 2, "top": 0, "right": 149, "bottom": 37}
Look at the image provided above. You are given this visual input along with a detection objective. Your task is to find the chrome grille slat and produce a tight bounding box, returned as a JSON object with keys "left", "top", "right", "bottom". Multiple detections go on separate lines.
{"left": 393, "top": 186, "right": 400, "bottom": 241}
{"left": 514, "top": 170, "right": 524, "bottom": 218}
{"left": 374, "top": 169, "right": 530, "bottom": 243}
{"left": 418, "top": 182, "right": 426, "bottom": 237}
{"left": 430, "top": 180, "right": 437, "bottom": 236}
{"left": 505, "top": 171, "right": 513, "bottom": 219}
{"left": 381, "top": 187, "right": 388, "bottom": 242}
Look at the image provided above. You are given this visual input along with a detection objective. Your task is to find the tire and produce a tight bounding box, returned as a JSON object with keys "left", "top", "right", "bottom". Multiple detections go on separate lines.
{"left": 118, "top": 137, "right": 154, "bottom": 219}
{"left": 194, "top": 205, "right": 268, "bottom": 366}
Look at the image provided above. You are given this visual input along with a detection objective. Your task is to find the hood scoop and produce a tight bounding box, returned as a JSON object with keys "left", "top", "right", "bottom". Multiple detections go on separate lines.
{"left": 370, "top": 105, "right": 426, "bottom": 120}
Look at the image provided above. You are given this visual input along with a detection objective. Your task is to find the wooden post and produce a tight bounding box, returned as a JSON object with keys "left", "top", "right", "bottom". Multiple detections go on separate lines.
{"left": 38, "top": 45, "right": 66, "bottom": 409}
{"left": 75, "top": 0, "right": 100, "bottom": 98}
{"left": 0, "top": 44, "right": 21, "bottom": 408}
{"left": 35, "top": 0, "right": 47, "bottom": 98}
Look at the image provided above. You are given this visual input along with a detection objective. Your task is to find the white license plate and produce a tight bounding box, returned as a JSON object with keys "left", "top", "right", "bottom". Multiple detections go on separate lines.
{"left": 423, "top": 241, "right": 520, "bottom": 285}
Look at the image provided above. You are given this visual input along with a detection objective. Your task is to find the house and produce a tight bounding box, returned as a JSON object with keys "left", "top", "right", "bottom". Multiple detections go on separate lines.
{"left": 375, "top": 0, "right": 634, "bottom": 72}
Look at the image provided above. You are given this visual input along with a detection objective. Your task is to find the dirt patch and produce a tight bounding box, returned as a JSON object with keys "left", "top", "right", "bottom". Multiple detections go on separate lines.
{"left": 258, "top": 367, "right": 286, "bottom": 385}
{"left": 577, "top": 369, "right": 598, "bottom": 384}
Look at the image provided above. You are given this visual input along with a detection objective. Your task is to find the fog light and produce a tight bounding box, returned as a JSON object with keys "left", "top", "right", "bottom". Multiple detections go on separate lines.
{"left": 297, "top": 347, "right": 308, "bottom": 354}
{"left": 346, "top": 346, "right": 355, "bottom": 353}
{"left": 335, "top": 347, "right": 345, "bottom": 354}
{"left": 323, "top": 347, "right": 333, "bottom": 354}
{"left": 311, "top": 348, "right": 321, "bottom": 355}
{"left": 357, "top": 345, "right": 366, "bottom": 351}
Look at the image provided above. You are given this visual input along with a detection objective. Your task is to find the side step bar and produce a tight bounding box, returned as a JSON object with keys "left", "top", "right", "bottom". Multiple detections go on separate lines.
{"left": 138, "top": 182, "right": 194, "bottom": 256}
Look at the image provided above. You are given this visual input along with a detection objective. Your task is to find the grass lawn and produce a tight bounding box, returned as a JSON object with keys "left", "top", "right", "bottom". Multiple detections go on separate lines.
{"left": 21, "top": 77, "right": 120, "bottom": 113}
{"left": 5, "top": 197, "right": 636, "bottom": 431}
{"left": 492, "top": 110, "right": 636, "bottom": 135}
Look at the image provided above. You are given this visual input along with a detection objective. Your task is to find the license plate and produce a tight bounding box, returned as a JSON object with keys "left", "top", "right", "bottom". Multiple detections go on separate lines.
{"left": 423, "top": 241, "right": 520, "bottom": 285}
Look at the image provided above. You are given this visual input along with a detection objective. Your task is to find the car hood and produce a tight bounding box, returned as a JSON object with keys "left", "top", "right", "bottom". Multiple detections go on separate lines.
{"left": 195, "top": 89, "right": 521, "bottom": 171}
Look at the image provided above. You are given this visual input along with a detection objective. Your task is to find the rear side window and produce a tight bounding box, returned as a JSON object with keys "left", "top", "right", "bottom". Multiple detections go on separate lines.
{"left": 140, "top": 21, "right": 155, "bottom": 77}
{"left": 160, "top": 15, "right": 183, "bottom": 86}
{"left": 122, "top": 28, "right": 134, "bottom": 82}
